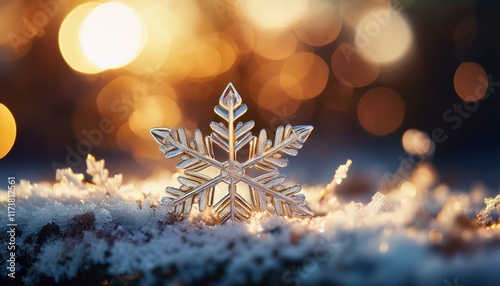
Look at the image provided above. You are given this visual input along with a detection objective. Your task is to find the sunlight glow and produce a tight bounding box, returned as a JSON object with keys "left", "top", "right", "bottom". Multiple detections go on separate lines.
{"left": 80, "top": 2, "right": 146, "bottom": 69}
{"left": 241, "top": 0, "right": 308, "bottom": 29}
{"left": 0, "top": 103, "right": 16, "bottom": 159}
{"left": 355, "top": 11, "right": 413, "bottom": 64}
{"left": 59, "top": 2, "right": 103, "bottom": 74}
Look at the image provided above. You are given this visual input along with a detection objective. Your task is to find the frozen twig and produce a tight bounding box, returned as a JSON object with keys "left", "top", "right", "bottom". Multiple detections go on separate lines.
{"left": 319, "top": 159, "right": 352, "bottom": 202}
{"left": 475, "top": 193, "right": 500, "bottom": 226}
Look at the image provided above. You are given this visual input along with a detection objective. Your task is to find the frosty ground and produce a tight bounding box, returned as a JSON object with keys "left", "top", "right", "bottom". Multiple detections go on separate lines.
{"left": 1, "top": 156, "right": 499, "bottom": 286}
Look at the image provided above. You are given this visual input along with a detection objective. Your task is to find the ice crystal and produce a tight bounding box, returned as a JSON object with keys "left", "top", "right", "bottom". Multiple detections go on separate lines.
{"left": 319, "top": 159, "right": 352, "bottom": 202}
{"left": 476, "top": 193, "right": 500, "bottom": 226}
{"left": 151, "top": 83, "right": 314, "bottom": 224}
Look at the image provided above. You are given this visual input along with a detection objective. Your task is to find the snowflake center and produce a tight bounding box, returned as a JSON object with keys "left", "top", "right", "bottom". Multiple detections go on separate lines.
{"left": 220, "top": 161, "right": 244, "bottom": 183}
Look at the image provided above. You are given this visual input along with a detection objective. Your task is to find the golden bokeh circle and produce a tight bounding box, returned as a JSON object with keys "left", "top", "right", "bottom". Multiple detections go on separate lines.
{"left": 357, "top": 87, "right": 405, "bottom": 136}
{"left": 453, "top": 62, "right": 488, "bottom": 102}
{"left": 0, "top": 103, "right": 17, "bottom": 159}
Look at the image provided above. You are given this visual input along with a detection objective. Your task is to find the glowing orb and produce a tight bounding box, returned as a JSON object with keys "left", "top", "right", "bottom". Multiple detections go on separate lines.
{"left": 354, "top": 11, "right": 413, "bottom": 64}
{"left": 59, "top": 2, "right": 103, "bottom": 74}
{"left": 0, "top": 104, "right": 16, "bottom": 159}
{"left": 241, "top": 0, "right": 308, "bottom": 29}
{"left": 357, "top": 87, "right": 405, "bottom": 136}
{"left": 454, "top": 62, "right": 488, "bottom": 102}
{"left": 80, "top": 2, "right": 146, "bottom": 69}
{"left": 402, "top": 129, "right": 432, "bottom": 156}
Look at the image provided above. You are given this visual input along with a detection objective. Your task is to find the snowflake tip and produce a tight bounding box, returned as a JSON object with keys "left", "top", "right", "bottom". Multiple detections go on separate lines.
{"left": 219, "top": 82, "right": 242, "bottom": 109}
{"left": 292, "top": 125, "right": 314, "bottom": 142}
{"left": 151, "top": 128, "right": 171, "bottom": 145}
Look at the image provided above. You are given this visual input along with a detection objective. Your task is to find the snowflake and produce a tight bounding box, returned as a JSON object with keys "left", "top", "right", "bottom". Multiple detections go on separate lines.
{"left": 151, "top": 83, "right": 314, "bottom": 224}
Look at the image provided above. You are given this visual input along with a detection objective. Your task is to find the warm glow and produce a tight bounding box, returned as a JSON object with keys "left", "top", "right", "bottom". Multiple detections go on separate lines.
{"left": 249, "top": 61, "right": 285, "bottom": 103}
{"left": 355, "top": 11, "right": 413, "bottom": 64}
{"left": 241, "top": 0, "right": 308, "bottom": 29}
{"left": 122, "top": 4, "right": 172, "bottom": 74}
{"left": 183, "top": 35, "right": 237, "bottom": 80}
{"left": 454, "top": 19, "right": 477, "bottom": 51}
{"left": 188, "top": 43, "right": 222, "bottom": 78}
{"left": 0, "top": 103, "right": 16, "bottom": 159}
{"left": 331, "top": 44, "right": 380, "bottom": 87}
{"left": 402, "top": 129, "right": 432, "bottom": 156}
{"left": 379, "top": 242, "right": 389, "bottom": 253}
{"left": 322, "top": 80, "right": 355, "bottom": 111}
{"left": 258, "top": 76, "right": 299, "bottom": 111}
{"left": 225, "top": 24, "right": 256, "bottom": 55}
{"left": 429, "top": 229, "right": 443, "bottom": 244}
{"left": 129, "top": 96, "right": 181, "bottom": 140}
{"left": 413, "top": 163, "right": 437, "bottom": 188}
{"left": 96, "top": 76, "right": 145, "bottom": 124}
{"left": 357, "top": 87, "right": 405, "bottom": 136}
{"left": 401, "top": 181, "right": 417, "bottom": 198}
{"left": 254, "top": 30, "right": 297, "bottom": 60}
{"left": 59, "top": 2, "right": 103, "bottom": 74}
{"left": 453, "top": 62, "right": 488, "bottom": 102}
{"left": 294, "top": 0, "right": 342, "bottom": 46}
{"left": 80, "top": 2, "right": 147, "bottom": 70}
{"left": 0, "top": 1, "right": 32, "bottom": 61}
{"left": 281, "top": 52, "right": 329, "bottom": 99}
{"left": 339, "top": 0, "right": 391, "bottom": 28}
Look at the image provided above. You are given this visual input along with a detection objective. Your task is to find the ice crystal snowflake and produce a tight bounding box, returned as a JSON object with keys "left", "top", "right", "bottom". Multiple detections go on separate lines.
{"left": 151, "top": 83, "right": 314, "bottom": 224}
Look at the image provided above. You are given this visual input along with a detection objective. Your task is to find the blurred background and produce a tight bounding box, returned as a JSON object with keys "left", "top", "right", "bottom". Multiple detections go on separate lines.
{"left": 1, "top": 0, "right": 500, "bottom": 192}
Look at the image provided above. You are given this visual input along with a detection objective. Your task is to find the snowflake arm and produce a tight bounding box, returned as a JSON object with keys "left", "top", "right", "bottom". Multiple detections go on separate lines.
{"left": 151, "top": 127, "right": 220, "bottom": 214}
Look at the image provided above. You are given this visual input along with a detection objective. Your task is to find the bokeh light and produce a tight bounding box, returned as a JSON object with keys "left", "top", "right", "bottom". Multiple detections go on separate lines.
{"left": 254, "top": 30, "right": 298, "bottom": 61}
{"left": 402, "top": 129, "right": 432, "bottom": 156}
{"left": 428, "top": 229, "right": 443, "bottom": 244}
{"left": 240, "top": 0, "right": 309, "bottom": 29}
{"left": 357, "top": 87, "right": 405, "bottom": 136}
{"left": 79, "top": 2, "right": 147, "bottom": 70}
{"left": 281, "top": 52, "right": 329, "bottom": 99}
{"left": 129, "top": 95, "right": 181, "bottom": 140}
{"left": 248, "top": 61, "right": 285, "bottom": 103}
{"left": 59, "top": 2, "right": 103, "bottom": 74}
{"left": 96, "top": 76, "right": 145, "bottom": 125}
{"left": 224, "top": 24, "right": 256, "bottom": 55}
{"left": 121, "top": 2, "right": 172, "bottom": 74}
{"left": 0, "top": 103, "right": 17, "bottom": 159}
{"left": 257, "top": 76, "right": 300, "bottom": 112}
{"left": 354, "top": 11, "right": 413, "bottom": 64}
{"left": 453, "top": 62, "right": 488, "bottom": 102}
{"left": 331, "top": 44, "right": 380, "bottom": 87}
{"left": 454, "top": 19, "right": 477, "bottom": 51}
{"left": 293, "top": 0, "right": 342, "bottom": 47}
{"left": 0, "top": 1, "right": 32, "bottom": 62}
{"left": 321, "top": 80, "right": 355, "bottom": 112}
{"left": 187, "top": 34, "right": 237, "bottom": 80}
{"left": 339, "top": 0, "right": 391, "bottom": 28}
{"left": 413, "top": 163, "right": 438, "bottom": 188}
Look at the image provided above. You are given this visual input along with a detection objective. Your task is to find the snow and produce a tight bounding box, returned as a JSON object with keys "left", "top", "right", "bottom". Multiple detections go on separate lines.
{"left": 1, "top": 155, "right": 499, "bottom": 285}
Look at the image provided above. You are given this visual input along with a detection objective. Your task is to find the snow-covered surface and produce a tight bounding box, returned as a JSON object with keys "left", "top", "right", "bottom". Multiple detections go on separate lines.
{"left": 1, "top": 155, "right": 499, "bottom": 285}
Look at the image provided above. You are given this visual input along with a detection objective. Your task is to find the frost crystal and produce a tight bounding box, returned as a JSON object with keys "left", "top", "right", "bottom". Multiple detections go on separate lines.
{"left": 475, "top": 193, "right": 500, "bottom": 226}
{"left": 151, "top": 83, "right": 314, "bottom": 224}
